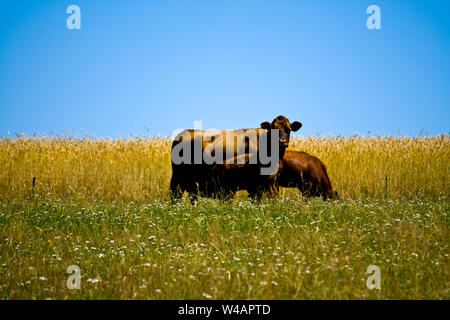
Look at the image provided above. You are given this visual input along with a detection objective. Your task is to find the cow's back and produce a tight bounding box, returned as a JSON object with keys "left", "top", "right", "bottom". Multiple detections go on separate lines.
{"left": 170, "top": 128, "right": 276, "bottom": 199}
{"left": 171, "top": 128, "right": 266, "bottom": 164}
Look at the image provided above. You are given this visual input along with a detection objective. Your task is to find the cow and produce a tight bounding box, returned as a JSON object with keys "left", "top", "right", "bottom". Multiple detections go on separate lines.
{"left": 170, "top": 116, "right": 302, "bottom": 202}
{"left": 277, "top": 150, "right": 338, "bottom": 200}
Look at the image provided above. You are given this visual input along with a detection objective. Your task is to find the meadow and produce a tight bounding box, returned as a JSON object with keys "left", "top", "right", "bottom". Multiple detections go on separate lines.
{"left": 0, "top": 135, "right": 448, "bottom": 299}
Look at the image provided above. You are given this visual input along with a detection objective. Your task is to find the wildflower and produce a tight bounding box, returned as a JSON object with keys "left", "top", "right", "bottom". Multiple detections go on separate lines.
{"left": 87, "top": 278, "right": 100, "bottom": 284}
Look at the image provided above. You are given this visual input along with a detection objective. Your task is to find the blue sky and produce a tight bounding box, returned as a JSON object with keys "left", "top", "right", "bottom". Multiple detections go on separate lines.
{"left": 0, "top": 0, "right": 449, "bottom": 138}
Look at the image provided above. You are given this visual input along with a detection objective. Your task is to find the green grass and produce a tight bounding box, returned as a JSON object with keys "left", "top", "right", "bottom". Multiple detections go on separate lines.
{"left": 0, "top": 195, "right": 448, "bottom": 299}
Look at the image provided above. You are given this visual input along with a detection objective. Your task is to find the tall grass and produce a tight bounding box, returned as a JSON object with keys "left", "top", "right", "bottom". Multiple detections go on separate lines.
{"left": 289, "top": 135, "right": 449, "bottom": 199}
{"left": 0, "top": 135, "right": 448, "bottom": 200}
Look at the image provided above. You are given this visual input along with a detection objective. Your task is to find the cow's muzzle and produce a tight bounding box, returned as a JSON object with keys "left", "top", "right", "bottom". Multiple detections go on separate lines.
{"left": 279, "top": 139, "right": 289, "bottom": 147}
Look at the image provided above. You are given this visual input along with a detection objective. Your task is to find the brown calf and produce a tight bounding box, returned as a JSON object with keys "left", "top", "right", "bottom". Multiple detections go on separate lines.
{"left": 277, "top": 150, "right": 338, "bottom": 200}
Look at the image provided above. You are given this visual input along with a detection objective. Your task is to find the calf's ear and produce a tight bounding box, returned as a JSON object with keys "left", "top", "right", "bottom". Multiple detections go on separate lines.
{"left": 260, "top": 121, "right": 271, "bottom": 130}
{"left": 290, "top": 121, "right": 302, "bottom": 132}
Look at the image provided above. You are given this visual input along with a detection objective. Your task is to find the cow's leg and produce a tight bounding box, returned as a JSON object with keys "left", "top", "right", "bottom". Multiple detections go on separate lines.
{"left": 300, "top": 182, "right": 315, "bottom": 200}
{"left": 216, "top": 188, "right": 235, "bottom": 201}
{"left": 249, "top": 182, "right": 278, "bottom": 200}
{"left": 184, "top": 182, "right": 200, "bottom": 204}
{"left": 266, "top": 183, "right": 279, "bottom": 198}
{"left": 187, "top": 191, "right": 198, "bottom": 204}
{"left": 247, "top": 187, "right": 265, "bottom": 201}
{"left": 299, "top": 188, "right": 312, "bottom": 201}
{"left": 170, "top": 175, "right": 183, "bottom": 202}
{"left": 247, "top": 187, "right": 258, "bottom": 200}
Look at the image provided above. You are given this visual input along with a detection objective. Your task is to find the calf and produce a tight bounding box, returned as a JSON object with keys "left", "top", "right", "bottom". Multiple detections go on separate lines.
{"left": 277, "top": 150, "right": 338, "bottom": 200}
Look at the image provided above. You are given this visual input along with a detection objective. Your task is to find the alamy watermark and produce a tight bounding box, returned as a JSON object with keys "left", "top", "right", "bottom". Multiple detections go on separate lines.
{"left": 366, "top": 5, "right": 381, "bottom": 30}
{"left": 66, "top": 265, "right": 81, "bottom": 290}
{"left": 366, "top": 265, "right": 381, "bottom": 290}
{"left": 65, "top": 5, "right": 381, "bottom": 31}
{"left": 66, "top": 5, "right": 81, "bottom": 30}
{"left": 170, "top": 121, "right": 281, "bottom": 176}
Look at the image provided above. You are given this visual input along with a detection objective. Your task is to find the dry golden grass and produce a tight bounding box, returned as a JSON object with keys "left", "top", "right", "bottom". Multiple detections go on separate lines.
{"left": 289, "top": 135, "right": 449, "bottom": 199}
{"left": 0, "top": 135, "right": 448, "bottom": 201}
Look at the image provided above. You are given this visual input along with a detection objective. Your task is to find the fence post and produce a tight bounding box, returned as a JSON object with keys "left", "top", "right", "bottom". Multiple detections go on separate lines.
{"left": 385, "top": 175, "right": 387, "bottom": 200}
{"left": 32, "top": 177, "right": 36, "bottom": 197}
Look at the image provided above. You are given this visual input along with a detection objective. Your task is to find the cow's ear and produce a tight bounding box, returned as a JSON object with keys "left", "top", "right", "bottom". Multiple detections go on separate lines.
{"left": 260, "top": 121, "right": 271, "bottom": 130}
{"left": 290, "top": 121, "right": 302, "bottom": 132}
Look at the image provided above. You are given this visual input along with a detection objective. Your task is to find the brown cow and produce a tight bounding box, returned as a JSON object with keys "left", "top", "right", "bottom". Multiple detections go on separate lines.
{"left": 170, "top": 116, "right": 302, "bottom": 202}
{"left": 277, "top": 150, "right": 338, "bottom": 200}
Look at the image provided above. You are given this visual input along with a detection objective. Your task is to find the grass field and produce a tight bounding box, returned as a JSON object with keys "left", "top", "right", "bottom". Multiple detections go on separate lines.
{"left": 0, "top": 135, "right": 448, "bottom": 299}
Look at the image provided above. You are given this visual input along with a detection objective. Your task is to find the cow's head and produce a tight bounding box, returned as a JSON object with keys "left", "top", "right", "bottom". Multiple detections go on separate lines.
{"left": 325, "top": 190, "right": 339, "bottom": 201}
{"left": 260, "top": 116, "right": 302, "bottom": 149}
